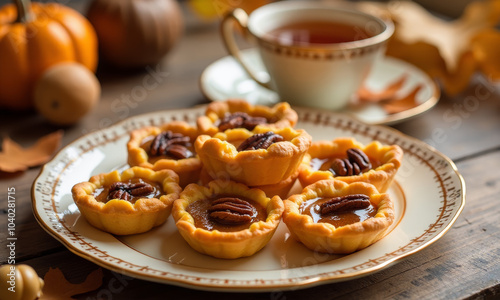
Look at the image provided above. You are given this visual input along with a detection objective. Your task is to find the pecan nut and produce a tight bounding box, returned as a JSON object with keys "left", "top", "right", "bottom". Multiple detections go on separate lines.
{"left": 330, "top": 158, "right": 360, "bottom": 176}
{"left": 208, "top": 197, "right": 255, "bottom": 225}
{"left": 237, "top": 131, "right": 284, "bottom": 151}
{"left": 217, "top": 112, "right": 267, "bottom": 131}
{"left": 108, "top": 181, "right": 155, "bottom": 202}
{"left": 320, "top": 194, "right": 371, "bottom": 215}
{"left": 149, "top": 131, "right": 193, "bottom": 159}
{"left": 347, "top": 148, "right": 372, "bottom": 171}
{"left": 329, "top": 148, "right": 372, "bottom": 176}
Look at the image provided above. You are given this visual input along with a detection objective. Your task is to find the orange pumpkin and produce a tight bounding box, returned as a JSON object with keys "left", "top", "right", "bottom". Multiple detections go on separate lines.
{"left": 0, "top": 0, "right": 98, "bottom": 110}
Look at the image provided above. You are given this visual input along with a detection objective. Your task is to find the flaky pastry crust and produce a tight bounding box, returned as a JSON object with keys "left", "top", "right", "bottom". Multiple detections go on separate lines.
{"left": 127, "top": 121, "right": 202, "bottom": 187}
{"left": 197, "top": 99, "right": 298, "bottom": 136}
{"left": 72, "top": 167, "right": 181, "bottom": 235}
{"left": 195, "top": 126, "right": 311, "bottom": 186}
{"left": 298, "top": 138, "right": 403, "bottom": 192}
{"left": 200, "top": 167, "right": 299, "bottom": 199}
{"left": 172, "top": 180, "right": 284, "bottom": 259}
{"left": 283, "top": 180, "right": 395, "bottom": 254}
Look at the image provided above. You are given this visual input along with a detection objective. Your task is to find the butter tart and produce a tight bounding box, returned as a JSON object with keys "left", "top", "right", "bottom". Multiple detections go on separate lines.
{"left": 197, "top": 99, "right": 298, "bottom": 136}
{"left": 195, "top": 126, "right": 311, "bottom": 186}
{"left": 200, "top": 167, "right": 299, "bottom": 199}
{"left": 172, "top": 180, "right": 284, "bottom": 259}
{"left": 72, "top": 167, "right": 181, "bottom": 235}
{"left": 127, "top": 121, "right": 201, "bottom": 187}
{"left": 298, "top": 138, "right": 403, "bottom": 192}
{"left": 283, "top": 179, "right": 395, "bottom": 254}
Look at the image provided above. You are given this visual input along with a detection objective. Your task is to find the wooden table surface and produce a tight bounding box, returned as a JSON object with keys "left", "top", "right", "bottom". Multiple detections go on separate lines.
{"left": 1, "top": 1, "right": 500, "bottom": 299}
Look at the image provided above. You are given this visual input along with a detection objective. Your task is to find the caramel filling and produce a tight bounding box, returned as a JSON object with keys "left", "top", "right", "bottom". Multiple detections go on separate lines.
{"left": 300, "top": 196, "right": 377, "bottom": 228}
{"left": 186, "top": 194, "right": 267, "bottom": 232}
{"left": 310, "top": 155, "right": 380, "bottom": 174}
{"left": 93, "top": 178, "right": 163, "bottom": 204}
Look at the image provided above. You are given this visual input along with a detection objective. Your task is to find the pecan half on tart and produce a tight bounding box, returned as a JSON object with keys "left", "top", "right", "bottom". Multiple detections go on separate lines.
{"left": 298, "top": 138, "right": 403, "bottom": 192}
{"left": 127, "top": 121, "right": 202, "bottom": 187}
{"left": 195, "top": 126, "right": 311, "bottom": 186}
{"left": 172, "top": 180, "right": 284, "bottom": 259}
{"left": 71, "top": 167, "right": 181, "bottom": 235}
{"left": 283, "top": 180, "right": 395, "bottom": 254}
{"left": 197, "top": 99, "right": 298, "bottom": 136}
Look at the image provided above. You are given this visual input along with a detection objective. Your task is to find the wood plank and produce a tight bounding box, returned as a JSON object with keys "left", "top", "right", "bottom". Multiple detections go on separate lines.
{"left": 393, "top": 76, "right": 500, "bottom": 161}
{"left": 0, "top": 169, "right": 42, "bottom": 225}
{"left": 1, "top": 1, "right": 499, "bottom": 298}
{"left": 0, "top": 221, "right": 63, "bottom": 264}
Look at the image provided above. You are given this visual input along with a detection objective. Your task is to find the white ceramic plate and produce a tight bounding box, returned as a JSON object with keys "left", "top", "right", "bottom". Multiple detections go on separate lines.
{"left": 200, "top": 48, "right": 440, "bottom": 125}
{"left": 32, "top": 106, "right": 464, "bottom": 292}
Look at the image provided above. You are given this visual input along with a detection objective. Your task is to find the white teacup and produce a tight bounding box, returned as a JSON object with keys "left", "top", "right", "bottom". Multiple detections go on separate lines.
{"left": 221, "top": 1, "right": 394, "bottom": 110}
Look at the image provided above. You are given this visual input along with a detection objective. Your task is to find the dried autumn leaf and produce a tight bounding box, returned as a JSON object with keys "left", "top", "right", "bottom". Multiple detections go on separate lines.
{"left": 357, "top": 74, "right": 408, "bottom": 102}
{"left": 357, "top": 0, "right": 500, "bottom": 95}
{"left": 382, "top": 85, "right": 423, "bottom": 114}
{"left": 40, "top": 268, "right": 103, "bottom": 300}
{"left": 0, "top": 130, "right": 63, "bottom": 173}
{"left": 356, "top": 73, "right": 421, "bottom": 114}
{"left": 471, "top": 28, "right": 500, "bottom": 80}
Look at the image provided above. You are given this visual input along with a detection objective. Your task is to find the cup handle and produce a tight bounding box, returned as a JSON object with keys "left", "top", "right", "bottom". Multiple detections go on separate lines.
{"left": 221, "top": 8, "right": 272, "bottom": 90}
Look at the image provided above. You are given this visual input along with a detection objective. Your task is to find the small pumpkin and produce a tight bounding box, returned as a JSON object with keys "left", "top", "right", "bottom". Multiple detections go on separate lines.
{"left": 87, "top": 0, "right": 184, "bottom": 68}
{"left": 0, "top": 264, "right": 44, "bottom": 300}
{"left": 0, "top": 0, "right": 98, "bottom": 110}
{"left": 34, "top": 62, "right": 101, "bottom": 126}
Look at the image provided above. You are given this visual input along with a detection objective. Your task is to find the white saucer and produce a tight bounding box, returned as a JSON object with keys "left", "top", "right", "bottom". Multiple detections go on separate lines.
{"left": 200, "top": 48, "right": 440, "bottom": 125}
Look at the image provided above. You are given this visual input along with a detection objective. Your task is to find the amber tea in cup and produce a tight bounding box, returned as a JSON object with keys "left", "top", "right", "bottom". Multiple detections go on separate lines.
{"left": 265, "top": 20, "right": 374, "bottom": 46}
{"left": 221, "top": 1, "right": 394, "bottom": 110}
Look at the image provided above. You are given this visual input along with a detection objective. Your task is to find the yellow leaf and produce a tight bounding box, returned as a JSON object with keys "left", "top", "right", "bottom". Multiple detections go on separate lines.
{"left": 471, "top": 28, "right": 500, "bottom": 80}
{"left": 358, "top": 0, "right": 500, "bottom": 95}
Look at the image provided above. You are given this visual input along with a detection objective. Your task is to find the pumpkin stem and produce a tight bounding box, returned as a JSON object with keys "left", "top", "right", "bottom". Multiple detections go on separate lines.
{"left": 14, "top": 0, "right": 32, "bottom": 23}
